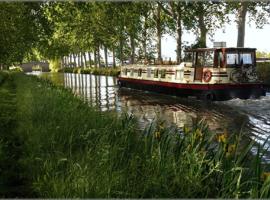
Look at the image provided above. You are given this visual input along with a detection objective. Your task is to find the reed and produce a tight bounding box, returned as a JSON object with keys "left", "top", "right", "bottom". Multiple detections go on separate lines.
{"left": 1, "top": 72, "right": 270, "bottom": 198}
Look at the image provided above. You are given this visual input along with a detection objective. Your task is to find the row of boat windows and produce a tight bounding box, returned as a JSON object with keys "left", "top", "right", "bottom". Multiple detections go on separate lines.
{"left": 122, "top": 68, "right": 183, "bottom": 79}
{"left": 184, "top": 51, "right": 254, "bottom": 67}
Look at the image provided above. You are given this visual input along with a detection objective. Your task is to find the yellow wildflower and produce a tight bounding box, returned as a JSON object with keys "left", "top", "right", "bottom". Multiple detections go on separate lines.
{"left": 217, "top": 131, "right": 228, "bottom": 143}
{"left": 159, "top": 125, "right": 164, "bottom": 133}
{"left": 261, "top": 172, "right": 270, "bottom": 181}
{"left": 195, "top": 128, "right": 203, "bottom": 139}
{"left": 183, "top": 125, "right": 190, "bottom": 134}
{"left": 155, "top": 131, "right": 161, "bottom": 141}
{"left": 225, "top": 144, "right": 236, "bottom": 157}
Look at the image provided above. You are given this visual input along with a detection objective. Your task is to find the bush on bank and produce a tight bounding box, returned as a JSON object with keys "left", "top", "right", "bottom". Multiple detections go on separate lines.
{"left": 257, "top": 62, "right": 270, "bottom": 85}
{"left": 58, "top": 67, "right": 120, "bottom": 76}
{"left": 1, "top": 72, "right": 270, "bottom": 198}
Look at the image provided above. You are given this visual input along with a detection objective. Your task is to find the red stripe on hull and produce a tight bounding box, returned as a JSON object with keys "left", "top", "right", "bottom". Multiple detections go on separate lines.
{"left": 118, "top": 77, "right": 263, "bottom": 90}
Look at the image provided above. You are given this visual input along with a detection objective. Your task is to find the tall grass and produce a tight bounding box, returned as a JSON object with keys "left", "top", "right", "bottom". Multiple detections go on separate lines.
{"left": 1, "top": 73, "right": 270, "bottom": 198}
{"left": 0, "top": 71, "right": 9, "bottom": 85}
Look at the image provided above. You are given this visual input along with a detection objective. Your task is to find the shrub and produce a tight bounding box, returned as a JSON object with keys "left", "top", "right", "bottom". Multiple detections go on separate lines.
{"left": 256, "top": 62, "right": 270, "bottom": 85}
{"left": 60, "top": 67, "right": 120, "bottom": 76}
{"left": 9, "top": 66, "right": 23, "bottom": 72}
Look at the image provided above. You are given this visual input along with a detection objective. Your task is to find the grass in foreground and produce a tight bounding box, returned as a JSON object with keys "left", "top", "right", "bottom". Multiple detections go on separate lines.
{"left": 1, "top": 72, "right": 270, "bottom": 198}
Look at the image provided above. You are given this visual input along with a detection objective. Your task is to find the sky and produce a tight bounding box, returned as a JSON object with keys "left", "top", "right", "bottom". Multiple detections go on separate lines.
{"left": 162, "top": 15, "right": 270, "bottom": 61}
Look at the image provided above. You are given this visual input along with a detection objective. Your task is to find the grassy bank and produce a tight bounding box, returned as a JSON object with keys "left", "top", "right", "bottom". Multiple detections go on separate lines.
{"left": 1, "top": 72, "right": 270, "bottom": 198}
{"left": 59, "top": 67, "right": 120, "bottom": 76}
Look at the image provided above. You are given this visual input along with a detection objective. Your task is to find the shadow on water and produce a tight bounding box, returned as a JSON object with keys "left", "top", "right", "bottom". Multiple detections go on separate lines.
{"left": 38, "top": 72, "right": 270, "bottom": 161}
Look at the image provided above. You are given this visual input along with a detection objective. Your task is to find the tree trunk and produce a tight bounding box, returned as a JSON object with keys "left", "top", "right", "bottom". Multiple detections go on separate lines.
{"left": 61, "top": 57, "right": 64, "bottom": 68}
{"left": 88, "top": 51, "right": 92, "bottom": 68}
{"left": 198, "top": 11, "right": 207, "bottom": 48}
{"left": 69, "top": 54, "right": 72, "bottom": 68}
{"left": 156, "top": 4, "right": 162, "bottom": 63}
{"left": 97, "top": 44, "right": 101, "bottom": 68}
{"left": 143, "top": 16, "right": 147, "bottom": 64}
{"left": 80, "top": 52, "right": 84, "bottom": 68}
{"left": 112, "top": 48, "right": 116, "bottom": 68}
{"left": 64, "top": 56, "right": 67, "bottom": 67}
{"left": 176, "top": 6, "right": 182, "bottom": 64}
{"left": 94, "top": 49, "right": 97, "bottom": 68}
{"left": 73, "top": 53, "right": 76, "bottom": 68}
{"left": 237, "top": 2, "right": 248, "bottom": 47}
{"left": 80, "top": 52, "right": 83, "bottom": 67}
{"left": 120, "top": 37, "right": 124, "bottom": 65}
{"left": 104, "top": 46, "right": 108, "bottom": 67}
{"left": 77, "top": 53, "right": 81, "bottom": 67}
{"left": 130, "top": 35, "right": 135, "bottom": 64}
{"left": 83, "top": 52, "right": 87, "bottom": 68}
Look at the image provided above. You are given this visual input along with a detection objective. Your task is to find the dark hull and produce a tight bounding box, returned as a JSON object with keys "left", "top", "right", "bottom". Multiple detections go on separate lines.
{"left": 118, "top": 77, "right": 266, "bottom": 101}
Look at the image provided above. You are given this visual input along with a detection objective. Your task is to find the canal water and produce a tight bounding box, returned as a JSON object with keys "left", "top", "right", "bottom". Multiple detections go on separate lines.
{"left": 37, "top": 72, "right": 270, "bottom": 161}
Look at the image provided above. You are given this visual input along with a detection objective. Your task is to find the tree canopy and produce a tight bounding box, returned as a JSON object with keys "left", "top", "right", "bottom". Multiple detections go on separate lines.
{"left": 0, "top": 1, "right": 269, "bottom": 67}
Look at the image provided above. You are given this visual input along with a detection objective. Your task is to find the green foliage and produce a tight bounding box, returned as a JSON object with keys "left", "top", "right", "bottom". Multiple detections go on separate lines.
{"left": 1, "top": 2, "right": 270, "bottom": 65}
{"left": 0, "top": 71, "right": 9, "bottom": 85}
{"left": 60, "top": 67, "right": 120, "bottom": 76}
{"left": 256, "top": 62, "right": 270, "bottom": 85}
{"left": 0, "top": 3, "right": 41, "bottom": 66}
{"left": 49, "top": 58, "right": 61, "bottom": 72}
{"left": 9, "top": 66, "right": 23, "bottom": 72}
{"left": 257, "top": 51, "right": 270, "bottom": 58}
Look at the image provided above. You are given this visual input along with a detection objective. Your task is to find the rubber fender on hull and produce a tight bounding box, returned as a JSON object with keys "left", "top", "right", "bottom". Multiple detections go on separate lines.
{"left": 200, "top": 91, "right": 216, "bottom": 101}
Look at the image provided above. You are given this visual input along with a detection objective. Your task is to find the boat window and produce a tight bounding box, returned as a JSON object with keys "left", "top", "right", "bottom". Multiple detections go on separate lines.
{"left": 138, "top": 69, "right": 142, "bottom": 77}
{"left": 147, "top": 68, "right": 151, "bottom": 77}
{"left": 218, "top": 52, "right": 224, "bottom": 67}
{"left": 160, "top": 69, "right": 166, "bottom": 78}
{"left": 184, "top": 52, "right": 193, "bottom": 62}
{"left": 240, "top": 53, "right": 252, "bottom": 64}
{"left": 205, "top": 51, "right": 214, "bottom": 67}
{"left": 154, "top": 69, "right": 159, "bottom": 78}
{"left": 124, "top": 68, "right": 128, "bottom": 75}
{"left": 196, "top": 52, "right": 204, "bottom": 67}
{"left": 130, "top": 68, "right": 134, "bottom": 76}
{"left": 175, "top": 70, "right": 182, "bottom": 80}
{"left": 226, "top": 53, "right": 239, "bottom": 65}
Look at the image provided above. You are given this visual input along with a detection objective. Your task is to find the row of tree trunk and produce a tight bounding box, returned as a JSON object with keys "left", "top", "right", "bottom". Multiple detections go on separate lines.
{"left": 62, "top": 48, "right": 116, "bottom": 68}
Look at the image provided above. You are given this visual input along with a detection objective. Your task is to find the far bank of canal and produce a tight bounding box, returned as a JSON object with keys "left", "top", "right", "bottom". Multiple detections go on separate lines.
{"left": 37, "top": 72, "right": 270, "bottom": 161}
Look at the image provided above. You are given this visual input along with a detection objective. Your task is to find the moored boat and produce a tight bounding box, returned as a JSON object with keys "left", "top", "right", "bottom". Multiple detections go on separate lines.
{"left": 118, "top": 47, "right": 266, "bottom": 101}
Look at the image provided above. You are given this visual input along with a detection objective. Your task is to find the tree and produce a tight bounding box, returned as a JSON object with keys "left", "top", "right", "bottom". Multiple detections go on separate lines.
{"left": 158, "top": 2, "right": 186, "bottom": 63}
{"left": 184, "top": 2, "right": 227, "bottom": 48}
{"left": 226, "top": 1, "right": 270, "bottom": 47}
{"left": 0, "top": 2, "right": 40, "bottom": 68}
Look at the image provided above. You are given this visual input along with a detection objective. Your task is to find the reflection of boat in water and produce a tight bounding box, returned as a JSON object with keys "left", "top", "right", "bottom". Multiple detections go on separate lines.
{"left": 118, "top": 47, "right": 266, "bottom": 101}
{"left": 118, "top": 88, "right": 249, "bottom": 134}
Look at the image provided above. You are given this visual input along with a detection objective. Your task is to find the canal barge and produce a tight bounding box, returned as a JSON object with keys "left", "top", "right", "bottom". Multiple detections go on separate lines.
{"left": 118, "top": 47, "right": 266, "bottom": 100}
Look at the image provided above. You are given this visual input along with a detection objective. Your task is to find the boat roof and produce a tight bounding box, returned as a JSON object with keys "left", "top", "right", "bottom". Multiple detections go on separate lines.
{"left": 122, "top": 64, "right": 181, "bottom": 68}
{"left": 185, "top": 47, "right": 256, "bottom": 52}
